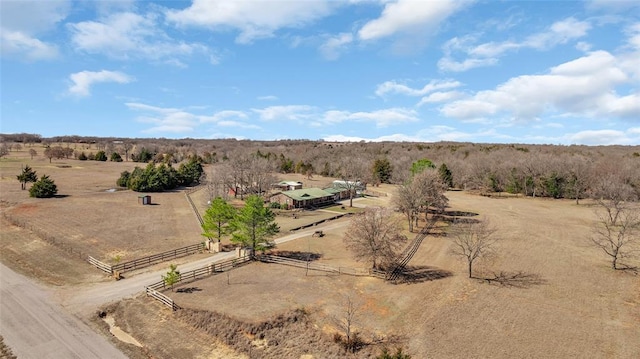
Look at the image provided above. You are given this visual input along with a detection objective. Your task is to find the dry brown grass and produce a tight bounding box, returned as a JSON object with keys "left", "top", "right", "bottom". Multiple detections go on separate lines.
{"left": 2, "top": 148, "right": 639, "bottom": 358}
{"left": 1, "top": 148, "right": 204, "bottom": 264}
{"left": 153, "top": 191, "right": 640, "bottom": 358}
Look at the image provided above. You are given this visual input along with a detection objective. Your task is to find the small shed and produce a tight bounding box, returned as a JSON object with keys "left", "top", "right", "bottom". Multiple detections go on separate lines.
{"left": 138, "top": 194, "right": 151, "bottom": 205}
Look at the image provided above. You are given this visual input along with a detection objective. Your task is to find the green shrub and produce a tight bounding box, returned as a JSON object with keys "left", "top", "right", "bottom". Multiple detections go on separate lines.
{"left": 77, "top": 152, "right": 88, "bottom": 161}
{"left": 110, "top": 152, "right": 123, "bottom": 162}
{"left": 29, "top": 174, "right": 58, "bottom": 198}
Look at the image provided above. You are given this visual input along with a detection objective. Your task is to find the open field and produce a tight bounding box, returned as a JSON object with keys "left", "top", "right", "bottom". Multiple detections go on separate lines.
{"left": 113, "top": 191, "right": 640, "bottom": 358}
{"left": 2, "top": 148, "right": 639, "bottom": 358}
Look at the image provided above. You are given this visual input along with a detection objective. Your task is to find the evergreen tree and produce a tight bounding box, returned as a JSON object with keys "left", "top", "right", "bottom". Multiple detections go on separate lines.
{"left": 17, "top": 165, "right": 38, "bottom": 190}
{"left": 230, "top": 195, "right": 279, "bottom": 255}
{"left": 94, "top": 150, "right": 108, "bottom": 161}
{"left": 372, "top": 158, "right": 393, "bottom": 184}
{"left": 29, "top": 174, "right": 57, "bottom": 198}
{"left": 410, "top": 158, "right": 435, "bottom": 176}
{"left": 162, "top": 264, "right": 180, "bottom": 292}
{"left": 202, "top": 197, "right": 236, "bottom": 242}
{"left": 110, "top": 152, "right": 123, "bottom": 162}
{"left": 178, "top": 157, "right": 204, "bottom": 186}
{"left": 438, "top": 163, "right": 454, "bottom": 188}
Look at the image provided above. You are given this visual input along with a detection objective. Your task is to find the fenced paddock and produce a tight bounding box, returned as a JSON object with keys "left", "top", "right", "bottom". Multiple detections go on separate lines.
{"left": 89, "top": 243, "right": 205, "bottom": 275}
{"left": 145, "top": 255, "right": 251, "bottom": 310}
{"left": 258, "top": 254, "right": 383, "bottom": 278}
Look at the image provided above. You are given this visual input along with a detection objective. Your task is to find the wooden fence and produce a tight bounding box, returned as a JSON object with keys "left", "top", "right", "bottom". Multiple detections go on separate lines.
{"left": 386, "top": 222, "right": 434, "bottom": 281}
{"left": 88, "top": 256, "right": 112, "bottom": 273}
{"left": 146, "top": 256, "right": 251, "bottom": 291}
{"left": 289, "top": 213, "right": 352, "bottom": 232}
{"left": 258, "top": 255, "right": 381, "bottom": 278}
{"left": 112, "top": 243, "right": 205, "bottom": 273}
{"left": 146, "top": 287, "right": 180, "bottom": 311}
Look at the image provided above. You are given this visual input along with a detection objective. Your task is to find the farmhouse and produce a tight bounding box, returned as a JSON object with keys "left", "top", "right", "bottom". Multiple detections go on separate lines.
{"left": 270, "top": 187, "right": 340, "bottom": 209}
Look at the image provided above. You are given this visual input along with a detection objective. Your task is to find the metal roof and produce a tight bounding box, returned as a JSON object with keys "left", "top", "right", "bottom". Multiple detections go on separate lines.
{"left": 280, "top": 187, "right": 334, "bottom": 201}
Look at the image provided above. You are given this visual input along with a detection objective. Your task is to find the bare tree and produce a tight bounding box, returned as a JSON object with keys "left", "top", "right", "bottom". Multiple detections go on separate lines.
{"left": 394, "top": 169, "right": 448, "bottom": 232}
{"left": 332, "top": 294, "right": 362, "bottom": 352}
{"left": 344, "top": 207, "right": 408, "bottom": 270}
{"left": 590, "top": 201, "right": 639, "bottom": 270}
{"left": 394, "top": 183, "right": 421, "bottom": 233}
{"left": 0, "top": 144, "right": 8, "bottom": 158}
{"left": 123, "top": 142, "right": 133, "bottom": 161}
{"left": 413, "top": 169, "right": 449, "bottom": 225}
{"left": 207, "top": 164, "right": 231, "bottom": 201}
{"left": 450, "top": 218, "right": 499, "bottom": 278}
{"left": 29, "top": 148, "right": 37, "bottom": 160}
{"left": 336, "top": 156, "right": 368, "bottom": 207}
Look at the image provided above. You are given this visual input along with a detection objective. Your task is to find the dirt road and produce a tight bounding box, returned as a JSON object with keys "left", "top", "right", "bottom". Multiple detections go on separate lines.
{"left": 0, "top": 263, "right": 129, "bottom": 359}
{"left": 60, "top": 219, "right": 350, "bottom": 315}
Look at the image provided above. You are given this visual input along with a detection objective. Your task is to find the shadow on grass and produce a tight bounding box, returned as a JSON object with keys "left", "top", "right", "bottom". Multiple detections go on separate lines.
{"left": 176, "top": 287, "right": 202, "bottom": 293}
{"left": 616, "top": 265, "right": 639, "bottom": 275}
{"left": 478, "top": 271, "right": 546, "bottom": 288}
{"left": 268, "top": 250, "right": 323, "bottom": 261}
{"left": 393, "top": 265, "right": 453, "bottom": 284}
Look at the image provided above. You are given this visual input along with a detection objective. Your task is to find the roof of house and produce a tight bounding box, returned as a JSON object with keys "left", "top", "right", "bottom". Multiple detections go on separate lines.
{"left": 277, "top": 180, "right": 303, "bottom": 186}
{"left": 280, "top": 188, "right": 334, "bottom": 201}
{"left": 323, "top": 187, "right": 345, "bottom": 195}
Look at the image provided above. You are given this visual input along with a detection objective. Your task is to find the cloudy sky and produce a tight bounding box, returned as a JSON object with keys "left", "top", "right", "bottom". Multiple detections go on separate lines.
{"left": 1, "top": 0, "right": 639, "bottom": 145}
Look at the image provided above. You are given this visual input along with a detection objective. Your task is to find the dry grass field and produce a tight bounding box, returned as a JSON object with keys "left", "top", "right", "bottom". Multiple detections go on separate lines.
{"left": 111, "top": 191, "right": 640, "bottom": 358}
{"left": 2, "top": 148, "right": 639, "bottom": 358}
{"left": 1, "top": 147, "right": 204, "bottom": 266}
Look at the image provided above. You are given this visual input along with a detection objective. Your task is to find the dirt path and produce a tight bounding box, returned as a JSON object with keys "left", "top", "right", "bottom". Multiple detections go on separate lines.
{"left": 0, "top": 263, "right": 128, "bottom": 359}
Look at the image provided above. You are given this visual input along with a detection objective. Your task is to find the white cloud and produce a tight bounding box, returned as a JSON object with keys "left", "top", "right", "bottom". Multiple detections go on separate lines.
{"left": 320, "top": 108, "right": 419, "bottom": 128}
{"left": 253, "top": 105, "right": 317, "bottom": 122}
{"left": 0, "top": 30, "right": 59, "bottom": 60}
{"left": 127, "top": 103, "right": 256, "bottom": 133}
{"left": 440, "top": 50, "right": 639, "bottom": 122}
{"left": 587, "top": 0, "right": 640, "bottom": 12}
{"left": 319, "top": 32, "right": 354, "bottom": 60}
{"left": 437, "top": 56, "right": 498, "bottom": 72}
{"left": 417, "top": 91, "right": 464, "bottom": 106}
{"left": 0, "top": 0, "right": 69, "bottom": 61}
{"left": 257, "top": 95, "right": 279, "bottom": 101}
{"left": 166, "top": 0, "right": 335, "bottom": 44}
{"left": 217, "top": 120, "right": 261, "bottom": 130}
{"left": 68, "top": 70, "right": 133, "bottom": 97}
{"left": 358, "top": 0, "right": 467, "bottom": 41}
{"left": 68, "top": 12, "right": 209, "bottom": 63}
{"left": 200, "top": 110, "right": 249, "bottom": 123}
{"left": 0, "top": 0, "right": 70, "bottom": 34}
{"left": 375, "top": 79, "right": 461, "bottom": 97}
{"left": 439, "top": 17, "right": 592, "bottom": 72}
{"left": 567, "top": 129, "right": 637, "bottom": 145}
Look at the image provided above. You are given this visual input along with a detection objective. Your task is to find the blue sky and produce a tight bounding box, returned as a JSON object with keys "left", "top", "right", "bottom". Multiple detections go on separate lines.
{"left": 1, "top": 0, "right": 639, "bottom": 145}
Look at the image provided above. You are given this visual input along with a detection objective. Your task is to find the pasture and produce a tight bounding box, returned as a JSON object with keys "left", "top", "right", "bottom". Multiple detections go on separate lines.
{"left": 1, "top": 147, "right": 639, "bottom": 358}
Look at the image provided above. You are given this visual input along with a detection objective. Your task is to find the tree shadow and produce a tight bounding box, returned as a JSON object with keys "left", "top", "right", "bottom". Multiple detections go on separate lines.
{"left": 52, "top": 194, "right": 70, "bottom": 199}
{"left": 268, "top": 250, "right": 323, "bottom": 261}
{"left": 392, "top": 265, "right": 453, "bottom": 284}
{"left": 176, "top": 287, "right": 202, "bottom": 293}
{"left": 478, "top": 271, "right": 546, "bottom": 288}
{"left": 616, "top": 265, "right": 639, "bottom": 275}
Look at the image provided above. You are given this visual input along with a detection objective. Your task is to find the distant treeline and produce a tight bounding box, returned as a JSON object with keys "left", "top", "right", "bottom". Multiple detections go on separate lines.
{"left": 2, "top": 134, "right": 638, "bottom": 201}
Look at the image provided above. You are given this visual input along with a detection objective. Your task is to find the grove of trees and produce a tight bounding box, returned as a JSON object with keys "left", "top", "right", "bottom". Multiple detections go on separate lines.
{"left": 117, "top": 157, "right": 204, "bottom": 192}
{"left": 201, "top": 195, "right": 280, "bottom": 255}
